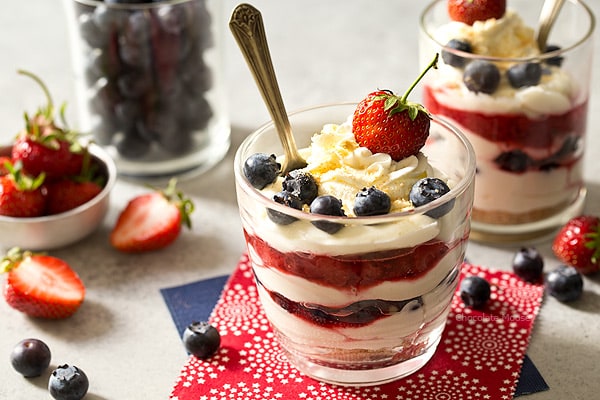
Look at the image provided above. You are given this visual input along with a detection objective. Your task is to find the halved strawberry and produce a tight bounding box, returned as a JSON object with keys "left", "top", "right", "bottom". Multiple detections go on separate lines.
{"left": 552, "top": 215, "right": 600, "bottom": 275}
{"left": 2, "top": 248, "right": 85, "bottom": 319}
{"left": 110, "top": 179, "right": 195, "bottom": 253}
{"left": 0, "top": 161, "right": 46, "bottom": 218}
{"left": 352, "top": 54, "right": 438, "bottom": 161}
{"left": 11, "top": 70, "right": 86, "bottom": 180}
{"left": 448, "top": 0, "right": 506, "bottom": 26}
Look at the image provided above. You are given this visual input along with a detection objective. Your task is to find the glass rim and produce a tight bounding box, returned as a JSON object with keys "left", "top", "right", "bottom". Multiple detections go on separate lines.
{"left": 234, "top": 102, "right": 476, "bottom": 225}
{"left": 419, "top": 0, "right": 596, "bottom": 63}
{"left": 72, "top": 0, "right": 198, "bottom": 10}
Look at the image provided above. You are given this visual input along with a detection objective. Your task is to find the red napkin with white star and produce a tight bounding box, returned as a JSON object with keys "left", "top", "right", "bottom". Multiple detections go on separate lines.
{"left": 169, "top": 255, "right": 545, "bottom": 400}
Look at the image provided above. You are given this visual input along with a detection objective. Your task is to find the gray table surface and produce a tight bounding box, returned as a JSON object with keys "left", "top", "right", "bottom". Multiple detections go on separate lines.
{"left": 1, "top": 1, "right": 599, "bottom": 399}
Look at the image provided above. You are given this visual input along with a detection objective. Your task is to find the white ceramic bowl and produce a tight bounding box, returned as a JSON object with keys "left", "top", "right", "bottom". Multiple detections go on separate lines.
{"left": 0, "top": 143, "right": 117, "bottom": 250}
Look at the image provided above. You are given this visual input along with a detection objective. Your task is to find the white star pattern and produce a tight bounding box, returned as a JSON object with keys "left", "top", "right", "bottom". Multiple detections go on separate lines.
{"left": 170, "top": 260, "right": 544, "bottom": 400}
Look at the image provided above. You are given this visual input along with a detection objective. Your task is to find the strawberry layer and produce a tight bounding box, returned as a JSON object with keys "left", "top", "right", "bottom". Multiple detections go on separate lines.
{"left": 244, "top": 231, "right": 454, "bottom": 293}
{"left": 423, "top": 85, "right": 588, "bottom": 149}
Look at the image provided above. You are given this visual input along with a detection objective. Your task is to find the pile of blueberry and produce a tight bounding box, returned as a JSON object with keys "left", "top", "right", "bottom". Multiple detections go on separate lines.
{"left": 441, "top": 39, "right": 563, "bottom": 94}
{"left": 10, "top": 338, "right": 89, "bottom": 400}
{"left": 243, "top": 153, "right": 454, "bottom": 234}
{"left": 73, "top": 0, "right": 214, "bottom": 159}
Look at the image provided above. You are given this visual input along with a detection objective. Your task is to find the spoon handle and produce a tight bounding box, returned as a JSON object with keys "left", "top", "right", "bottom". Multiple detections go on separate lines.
{"left": 536, "top": 0, "right": 565, "bottom": 51}
{"left": 229, "top": 3, "right": 306, "bottom": 173}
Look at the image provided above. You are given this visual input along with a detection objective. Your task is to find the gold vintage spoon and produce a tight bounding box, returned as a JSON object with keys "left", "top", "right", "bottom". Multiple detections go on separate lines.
{"left": 229, "top": 3, "right": 307, "bottom": 175}
{"left": 536, "top": 0, "right": 565, "bottom": 51}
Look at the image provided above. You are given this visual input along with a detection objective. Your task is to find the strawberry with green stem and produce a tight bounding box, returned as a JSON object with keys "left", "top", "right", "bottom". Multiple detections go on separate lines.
{"left": 11, "top": 70, "right": 87, "bottom": 180}
{"left": 552, "top": 215, "right": 600, "bottom": 275}
{"left": 352, "top": 53, "right": 439, "bottom": 161}
{"left": 2, "top": 247, "right": 85, "bottom": 319}
{"left": 110, "top": 178, "right": 195, "bottom": 253}
{"left": 0, "top": 161, "right": 46, "bottom": 218}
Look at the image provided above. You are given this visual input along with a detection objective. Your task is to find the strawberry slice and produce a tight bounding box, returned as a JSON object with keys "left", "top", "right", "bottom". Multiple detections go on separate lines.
{"left": 2, "top": 248, "right": 85, "bottom": 319}
{"left": 110, "top": 179, "right": 195, "bottom": 253}
{"left": 353, "top": 54, "right": 438, "bottom": 161}
{"left": 552, "top": 215, "right": 600, "bottom": 275}
{"left": 447, "top": 0, "right": 506, "bottom": 26}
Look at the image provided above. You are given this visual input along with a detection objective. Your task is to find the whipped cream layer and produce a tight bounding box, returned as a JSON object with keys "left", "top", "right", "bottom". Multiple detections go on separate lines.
{"left": 257, "top": 269, "right": 456, "bottom": 351}
{"left": 428, "top": 10, "right": 578, "bottom": 118}
{"left": 242, "top": 120, "right": 465, "bottom": 255}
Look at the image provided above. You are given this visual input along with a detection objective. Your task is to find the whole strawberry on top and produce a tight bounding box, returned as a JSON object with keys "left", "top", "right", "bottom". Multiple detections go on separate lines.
{"left": 552, "top": 215, "right": 600, "bottom": 275}
{"left": 1, "top": 247, "right": 85, "bottom": 319}
{"left": 353, "top": 53, "right": 439, "bottom": 161}
{"left": 0, "top": 161, "right": 46, "bottom": 218}
{"left": 110, "top": 179, "right": 195, "bottom": 253}
{"left": 447, "top": 0, "right": 506, "bottom": 26}
{"left": 11, "top": 70, "right": 86, "bottom": 181}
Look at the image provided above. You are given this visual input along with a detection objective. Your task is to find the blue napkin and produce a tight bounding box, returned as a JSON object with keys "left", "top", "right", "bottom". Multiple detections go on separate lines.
{"left": 160, "top": 275, "right": 549, "bottom": 397}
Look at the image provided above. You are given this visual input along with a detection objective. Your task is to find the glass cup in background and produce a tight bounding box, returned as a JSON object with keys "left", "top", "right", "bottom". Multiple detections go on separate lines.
{"left": 64, "top": 0, "right": 230, "bottom": 180}
{"left": 234, "top": 103, "right": 476, "bottom": 386}
{"left": 419, "top": 0, "right": 595, "bottom": 242}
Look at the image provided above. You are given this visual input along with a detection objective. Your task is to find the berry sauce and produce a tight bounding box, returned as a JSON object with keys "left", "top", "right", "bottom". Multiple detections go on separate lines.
{"left": 244, "top": 231, "right": 452, "bottom": 292}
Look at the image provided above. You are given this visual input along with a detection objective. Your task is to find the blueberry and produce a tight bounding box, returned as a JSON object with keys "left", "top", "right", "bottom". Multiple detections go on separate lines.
{"left": 441, "top": 39, "right": 472, "bottom": 68}
{"left": 409, "top": 177, "right": 454, "bottom": 218}
{"left": 353, "top": 186, "right": 391, "bottom": 216}
{"left": 267, "top": 191, "right": 303, "bottom": 225}
{"left": 463, "top": 60, "right": 500, "bottom": 94}
{"left": 507, "top": 62, "right": 542, "bottom": 88}
{"left": 512, "top": 247, "right": 544, "bottom": 282}
{"left": 282, "top": 170, "right": 318, "bottom": 204}
{"left": 182, "top": 321, "right": 221, "bottom": 359}
{"left": 546, "top": 265, "right": 583, "bottom": 303}
{"left": 544, "top": 44, "right": 564, "bottom": 67}
{"left": 48, "top": 364, "right": 89, "bottom": 400}
{"left": 460, "top": 276, "right": 491, "bottom": 308}
{"left": 10, "top": 338, "right": 51, "bottom": 378}
{"left": 309, "top": 195, "right": 346, "bottom": 234}
{"left": 494, "top": 150, "right": 532, "bottom": 172}
{"left": 243, "top": 153, "right": 280, "bottom": 189}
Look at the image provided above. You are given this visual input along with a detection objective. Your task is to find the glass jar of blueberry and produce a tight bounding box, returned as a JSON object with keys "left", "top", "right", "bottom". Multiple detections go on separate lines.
{"left": 64, "top": 0, "right": 230, "bottom": 179}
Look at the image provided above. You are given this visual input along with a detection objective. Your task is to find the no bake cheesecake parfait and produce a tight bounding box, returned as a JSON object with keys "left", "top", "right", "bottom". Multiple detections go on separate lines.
{"left": 234, "top": 60, "right": 476, "bottom": 386}
{"left": 419, "top": 0, "right": 595, "bottom": 242}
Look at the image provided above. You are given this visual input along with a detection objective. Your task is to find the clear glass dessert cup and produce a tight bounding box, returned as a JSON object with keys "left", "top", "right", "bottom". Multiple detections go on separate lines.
{"left": 234, "top": 103, "right": 476, "bottom": 386}
{"left": 419, "top": 0, "right": 595, "bottom": 243}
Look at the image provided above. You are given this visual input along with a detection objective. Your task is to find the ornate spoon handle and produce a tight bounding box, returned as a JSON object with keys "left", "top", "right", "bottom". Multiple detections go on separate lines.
{"left": 536, "top": 0, "right": 565, "bottom": 51}
{"left": 230, "top": 3, "right": 307, "bottom": 175}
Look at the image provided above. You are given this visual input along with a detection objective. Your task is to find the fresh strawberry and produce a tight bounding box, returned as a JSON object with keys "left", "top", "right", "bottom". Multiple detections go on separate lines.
{"left": 110, "top": 179, "right": 195, "bottom": 253}
{"left": 352, "top": 54, "right": 439, "bottom": 161}
{"left": 11, "top": 70, "right": 85, "bottom": 180}
{"left": 552, "top": 215, "right": 600, "bottom": 275}
{"left": 0, "top": 162, "right": 46, "bottom": 218}
{"left": 1, "top": 247, "right": 85, "bottom": 319}
{"left": 45, "top": 180, "right": 103, "bottom": 215}
{"left": 447, "top": 0, "right": 506, "bottom": 26}
{"left": 45, "top": 152, "right": 105, "bottom": 215}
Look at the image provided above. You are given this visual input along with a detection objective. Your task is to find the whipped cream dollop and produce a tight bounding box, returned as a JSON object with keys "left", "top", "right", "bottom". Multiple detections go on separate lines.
{"left": 266, "top": 118, "right": 434, "bottom": 217}
{"left": 429, "top": 10, "right": 577, "bottom": 117}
